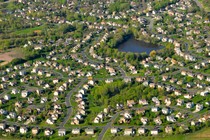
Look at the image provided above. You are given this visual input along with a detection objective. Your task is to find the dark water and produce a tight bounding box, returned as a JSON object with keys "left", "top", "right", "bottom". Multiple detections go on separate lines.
{"left": 118, "top": 37, "right": 163, "bottom": 54}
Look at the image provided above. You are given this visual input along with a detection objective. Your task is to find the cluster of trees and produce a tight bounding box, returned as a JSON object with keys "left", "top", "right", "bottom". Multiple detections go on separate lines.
{"left": 108, "top": 1, "right": 130, "bottom": 12}
{"left": 152, "top": 0, "right": 178, "bottom": 10}
{"left": 90, "top": 81, "right": 165, "bottom": 107}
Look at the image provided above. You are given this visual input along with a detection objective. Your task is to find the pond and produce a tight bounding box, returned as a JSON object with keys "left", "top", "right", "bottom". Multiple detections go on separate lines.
{"left": 118, "top": 37, "right": 163, "bottom": 54}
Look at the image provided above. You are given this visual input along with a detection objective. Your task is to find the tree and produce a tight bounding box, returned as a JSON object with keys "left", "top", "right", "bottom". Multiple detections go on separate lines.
{"left": 149, "top": 50, "right": 156, "bottom": 58}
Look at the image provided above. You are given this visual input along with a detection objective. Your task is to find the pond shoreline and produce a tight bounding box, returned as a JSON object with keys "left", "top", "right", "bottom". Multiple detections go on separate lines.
{"left": 118, "top": 36, "right": 163, "bottom": 54}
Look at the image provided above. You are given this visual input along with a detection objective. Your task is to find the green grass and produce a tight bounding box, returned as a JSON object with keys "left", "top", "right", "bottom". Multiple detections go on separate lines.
{"left": 13, "top": 25, "right": 45, "bottom": 35}
{"left": 198, "top": 0, "right": 210, "bottom": 12}
{"left": 103, "top": 127, "right": 210, "bottom": 140}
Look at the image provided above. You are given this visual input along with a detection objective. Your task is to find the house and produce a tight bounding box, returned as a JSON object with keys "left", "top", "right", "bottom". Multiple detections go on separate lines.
{"left": 200, "top": 91, "right": 209, "bottom": 96}
{"left": 0, "top": 123, "right": 6, "bottom": 130}
{"left": 88, "top": 80, "right": 95, "bottom": 85}
{"left": 124, "top": 77, "right": 132, "bottom": 83}
{"left": 46, "top": 118, "right": 54, "bottom": 125}
{"left": 138, "top": 127, "right": 146, "bottom": 135}
{"left": 139, "top": 99, "right": 148, "bottom": 106}
{"left": 174, "top": 90, "right": 182, "bottom": 96}
{"left": 151, "top": 129, "right": 159, "bottom": 135}
{"left": 124, "top": 128, "right": 135, "bottom": 136}
{"left": 176, "top": 99, "right": 184, "bottom": 106}
{"left": 32, "top": 127, "right": 39, "bottom": 135}
{"left": 110, "top": 127, "right": 119, "bottom": 134}
{"left": 21, "top": 90, "right": 29, "bottom": 98}
{"left": 152, "top": 97, "right": 160, "bottom": 105}
{"left": 58, "top": 129, "right": 66, "bottom": 136}
{"left": 154, "top": 117, "right": 162, "bottom": 125}
{"left": 135, "top": 109, "right": 145, "bottom": 115}
{"left": 186, "top": 102, "right": 194, "bottom": 109}
{"left": 19, "top": 70, "right": 26, "bottom": 76}
{"left": 4, "top": 94, "right": 11, "bottom": 101}
{"left": 166, "top": 115, "right": 176, "bottom": 122}
{"left": 85, "top": 128, "right": 94, "bottom": 135}
{"left": 141, "top": 117, "right": 148, "bottom": 125}
{"left": 127, "top": 100, "right": 135, "bottom": 107}
{"left": 72, "top": 128, "right": 80, "bottom": 134}
{"left": 11, "top": 89, "right": 18, "bottom": 94}
{"left": 2, "top": 76, "right": 9, "bottom": 82}
{"left": 195, "top": 104, "right": 203, "bottom": 111}
{"left": 20, "top": 127, "right": 28, "bottom": 134}
{"left": 165, "top": 98, "right": 171, "bottom": 106}
{"left": 162, "top": 108, "right": 170, "bottom": 115}
{"left": 6, "top": 125, "right": 16, "bottom": 133}
{"left": 44, "top": 129, "right": 53, "bottom": 136}
{"left": 151, "top": 107, "right": 159, "bottom": 112}
{"left": 165, "top": 126, "right": 173, "bottom": 134}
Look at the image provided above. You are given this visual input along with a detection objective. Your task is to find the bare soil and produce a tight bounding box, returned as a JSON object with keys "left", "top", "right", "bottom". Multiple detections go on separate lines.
{"left": 0, "top": 48, "right": 24, "bottom": 66}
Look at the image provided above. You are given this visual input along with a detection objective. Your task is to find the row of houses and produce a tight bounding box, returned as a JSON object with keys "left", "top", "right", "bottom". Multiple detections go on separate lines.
{"left": 0, "top": 124, "right": 95, "bottom": 136}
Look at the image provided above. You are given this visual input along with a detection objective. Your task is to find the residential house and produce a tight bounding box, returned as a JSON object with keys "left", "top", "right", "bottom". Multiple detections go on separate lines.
{"left": 137, "top": 127, "right": 146, "bottom": 135}
{"left": 141, "top": 117, "right": 148, "bottom": 125}
{"left": 0, "top": 123, "right": 6, "bottom": 130}
{"left": 154, "top": 117, "right": 162, "bottom": 125}
{"left": 186, "top": 102, "right": 194, "bottom": 109}
{"left": 124, "top": 128, "right": 135, "bottom": 136}
{"left": 139, "top": 99, "right": 148, "bottom": 106}
{"left": 166, "top": 115, "right": 176, "bottom": 122}
{"left": 162, "top": 108, "right": 171, "bottom": 115}
{"left": 151, "top": 107, "right": 159, "bottom": 112}
{"left": 110, "top": 127, "right": 119, "bottom": 134}
{"left": 85, "top": 128, "right": 94, "bottom": 135}
{"left": 20, "top": 127, "right": 27, "bottom": 134}
{"left": 177, "top": 99, "right": 184, "bottom": 106}
{"left": 58, "top": 129, "right": 66, "bottom": 136}
{"left": 21, "top": 90, "right": 29, "bottom": 98}
{"left": 195, "top": 104, "right": 203, "bottom": 112}
{"left": 32, "top": 127, "right": 39, "bottom": 135}
{"left": 72, "top": 128, "right": 80, "bottom": 134}
{"left": 151, "top": 129, "right": 159, "bottom": 135}
{"left": 127, "top": 100, "right": 135, "bottom": 107}
{"left": 165, "top": 126, "right": 173, "bottom": 134}
{"left": 44, "top": 129, "right": 53, "bottom": 136}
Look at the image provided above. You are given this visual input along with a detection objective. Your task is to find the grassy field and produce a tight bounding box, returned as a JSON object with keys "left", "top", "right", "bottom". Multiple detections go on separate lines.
{"left": 103, "top": 127, "right": 210, "bottom": 140}
{"left": 13, "top": 25, "right": 45, "bottom": 35}
{"left": 198, "top": 0, "right": 210, "bottom": 12}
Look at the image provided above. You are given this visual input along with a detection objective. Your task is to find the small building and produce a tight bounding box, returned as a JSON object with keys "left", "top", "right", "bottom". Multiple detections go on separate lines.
{"left": 165, "top": 126, "right": 173, "bottom": 134}
{"left": 0, "top": 123, "right": 6, "bottom": 130}
{"left": 32, "top": 127, "right": 39, "bottom": 135}
{"left": 124, "top": 128, "right": 135, "bottom": 136}
{"left": 58, "top": 129, "right": 66, "bottom": 136}
{"left": 20, "top": 127, "right": 27, "bottom": 134}
{"left": 110, "top": 127, "right": 119, "bottom": 134}
{"left": 85, "top": 128, "right": 94, "bottom": 135}
{"left": 138, "top": 127, "right": 146, "bottom": 135}
{"left": 21, "top": 90, "right": 29, "bottom": 98}
{"left": 151, "top": 129, "right": 159, "bottom": 135}
{"left": 44, "top": 129, "right": 53, "bottom": 136}
{"left": 72, "top": 128, "right": 80, "bottom": 134}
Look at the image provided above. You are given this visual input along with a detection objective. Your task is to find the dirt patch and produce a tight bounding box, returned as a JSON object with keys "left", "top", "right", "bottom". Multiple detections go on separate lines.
{"left": 0, "top": 48, "right": 24, "bottom": 66}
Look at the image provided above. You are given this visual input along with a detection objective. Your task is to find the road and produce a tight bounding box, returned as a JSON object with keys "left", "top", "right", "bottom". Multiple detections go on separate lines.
{"left": 97, "top": 104, "right": 202, "bottom": 140}
{"left": 59, "top": 79, "right": 87, "bottom": 128}
{"left": 98, "top": 112, "right": 120, "bottom": 140}
{"left": 193, "top": 0, "right": 204, "bottom": 10}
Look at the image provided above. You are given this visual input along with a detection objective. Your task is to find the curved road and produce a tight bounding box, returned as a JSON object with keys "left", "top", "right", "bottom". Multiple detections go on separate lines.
{"left": 59, "top": 79, "right": 87, "bottom": 128}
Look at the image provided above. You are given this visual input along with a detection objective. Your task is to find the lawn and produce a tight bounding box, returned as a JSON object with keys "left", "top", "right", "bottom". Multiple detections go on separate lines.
{"left": 103, "top": 127, "right": 210, "bottom": 140}
{"left": 13, "top": 25, "right": 45, "bottom": 35}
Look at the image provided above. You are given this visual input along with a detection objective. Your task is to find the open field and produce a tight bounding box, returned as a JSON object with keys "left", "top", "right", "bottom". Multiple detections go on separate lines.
{"left": 0, "top": 48, "right": 24, "bottom": 66}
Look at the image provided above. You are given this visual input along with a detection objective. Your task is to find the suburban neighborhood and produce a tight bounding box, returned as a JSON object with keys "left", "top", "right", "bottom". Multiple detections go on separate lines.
{"left": 0, "top": 0, "right": 209, "bottom": 140}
